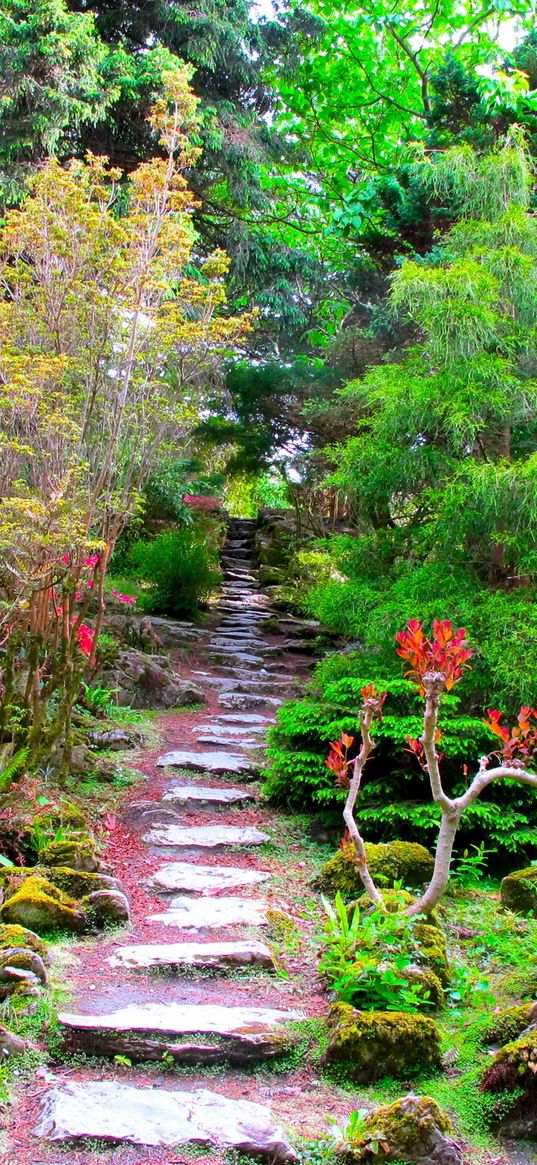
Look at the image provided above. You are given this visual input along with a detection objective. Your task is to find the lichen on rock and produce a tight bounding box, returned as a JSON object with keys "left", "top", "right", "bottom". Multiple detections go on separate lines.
{"left": 339, "top": 1094, "right": 462, "bottom": 1163}
{"left": 323, "top": 1002, "right": 442, "bottom": 1083}
{"left": 0, "top": 923, "right": 47, "bottom": 957}
{"left": 38, "top": 838, "right": 100, "bottom": 871}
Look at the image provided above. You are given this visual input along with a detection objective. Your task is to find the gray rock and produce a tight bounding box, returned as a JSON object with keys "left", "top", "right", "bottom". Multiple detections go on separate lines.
{"left": 156, "top": 749, "right": 260, "bottom": 776}
{"left": 142, "top": 824, "right": 270, "bottom": 848}
{"left": 149, "top": 896, "right": 271, "bottom": 929}
{"left": 89, "top": 728, "right": 144, "bottom": 751}
{"left": 163, "top": 785, "right": 254, "bottom": 807}
{"left": 58, "top": 1001, "right": 304, "bottom": 1064}
{"left": 0, "top": 947, "right": 47, "bottom": 983}
{"left": 0, "top": 1022, "right": 27, "bottom": 1056}
{"left": 84, "top": 889, "right": 130, "bottom": 926}
{"left": 209, "top": 652, "right": 267, "bottom": 666}
{"left": 108, "top": 939, "right": 275, "bottom": 971}
{"left": 34, "top": 1080, "right": 297, "bottom": 1160}
{"left": 150, "top": 861, "right": 270, "bottom": 894}
{"left": 0, "top": 965, "right": 42, "bottom": 999}
{"left": 101, "top": 650, "right": 205, "bottom": 710}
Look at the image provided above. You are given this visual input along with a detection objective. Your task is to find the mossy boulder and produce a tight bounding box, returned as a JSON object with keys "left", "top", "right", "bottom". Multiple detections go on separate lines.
{"left": 323, "top": 1002, "right": 441, "bottom": 1083}
{"left": 32, "top": 866, "right": 123, "bottom": 900}
{"left": 497, "top": 959, "right": 537, "bottom": 1002}
{"left": 480, "top": 1004, "right": 537, "bottom": 1046}
{"left": 481, "top": 1029, "right": 537, "bottom": 1135}
{"left": 0, "top": 923, "right": 47, "bottom": 958}
{"left": 82, "top": 888, "right": 130, "bottom": 927}
{"left": 0, "top": 875, "right": 85, "bottom": 934}
{"left": 501, "top": 866, "right": 537, "bottom": 916}
{"left": 317, "top": 841, "right": 435, "bottom": 897}
{"left": 38, "top": 838, "right": 100, "bottom": 871}
{"left": 341, "top": 1095, "right": 461, "bottom": 1164}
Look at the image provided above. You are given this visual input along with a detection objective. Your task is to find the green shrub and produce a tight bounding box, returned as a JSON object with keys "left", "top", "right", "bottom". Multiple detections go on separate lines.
{"left": 128, "top": 526, "right": 221, "bottom": 617}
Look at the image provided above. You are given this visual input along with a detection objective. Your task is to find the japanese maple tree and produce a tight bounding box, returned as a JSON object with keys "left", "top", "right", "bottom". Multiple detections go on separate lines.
{"left": 327, "top": 620, "right": 537, "bottom": 913}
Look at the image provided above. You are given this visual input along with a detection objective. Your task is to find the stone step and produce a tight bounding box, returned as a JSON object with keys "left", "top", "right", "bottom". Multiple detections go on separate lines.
{"left": 149, "top": 895, "right": 271, "bottom": 929}
{"left": 156, "top": 749, "right": 260, "bottom": 776}
{"left": 218, "top": 692, "right": 283, "bottom": 710}
{"left": 194, "top": 720, "right": 266, "bottom": 735}
{"left": 217, "top": 712, "right": 273, "bottom": 724}
{"left": 150, "top": 861, "right": 271, "bottom": 894}
{"left": 149, "top": 900, "right": 270, "bottom": 930}
{"left": 142, "top": 824, "right": 269, "bottom": 848}
{"left": 35, "top": 1080, "right": 297, "bottom": 1161}
{"left": 162, "top": 786, "right": 254, "bottom": 807}
{"left": 197, "top": 734, "right": 264, "bottom": 750}
{"left": 108, "top": 939, "right": 275, "bottom": 972}
{"left": 58, "top": 1002, "right": 303, "bottom": 1064}
{"left": 208, "top": 652, "right": 268, "bottom": 667}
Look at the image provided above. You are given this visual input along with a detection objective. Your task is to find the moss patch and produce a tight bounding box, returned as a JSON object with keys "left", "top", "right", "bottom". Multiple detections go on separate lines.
{"left": 0, "top": 924, "right": 47, "bottom": 957}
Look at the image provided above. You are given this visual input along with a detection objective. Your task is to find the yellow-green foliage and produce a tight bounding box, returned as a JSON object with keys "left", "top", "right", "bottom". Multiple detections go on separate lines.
{"left": 0, "top": 923, "right": 47, "bottom": 957}
{"left": 501, "top": 866, "right": 537, "bottom": 915}
{"left": 323, "top": 1001, "right": 441, "bottom": 1082}
{"left": 480, "top": 1004, "right": 535, "bottom": 1046}
{"left": 403, "top": 964, "right": 444, "bottom": 1008}
{"left": 317, "top": 841, "right": 435, "bottom": 896}
{"left": 0, "top": 875, "right": 84, "bottom": 934}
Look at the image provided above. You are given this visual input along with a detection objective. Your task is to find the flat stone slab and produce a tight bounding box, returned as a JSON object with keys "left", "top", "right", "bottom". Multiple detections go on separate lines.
{"left": 218, "top": 692, "right": 282, "bottom": 710}
{"left": 217, "top": 713, "right": 272, "bottom": 724}
{"left": 34, "top": 1081, "right": 297, "bottom": 1160}
{"left": 162, "top": 785, "right": 254, "bottom": 807}
{"left": 150, "top": 861, "right": 271, "bottom": 894}
{"left": 156, "top": 750, "right": 260, "bottom": 776}
{"left": 142, "top": 824, "right": 270, "bottom": 848}
{"left": 57, "top": 1002, "right": 304, "bottom": 1064}
{"left": 209, "top": 652, "right": 267, "bottom": 666}
{"left": 149, "top": 896, "right": 271, "bottom": 929}
{"left": 108, "top": 939, "right": 275, "bottom": 971}
{"left": 197, "top": 722, "right": 266, "bottom": 735}
{"left": 197, "top": 735, "right": 264, "bottom": 749}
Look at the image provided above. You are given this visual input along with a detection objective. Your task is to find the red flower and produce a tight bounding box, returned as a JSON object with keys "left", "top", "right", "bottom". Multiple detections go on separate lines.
{"left": 112, "top": 590, "right": 137, "bottom": 605}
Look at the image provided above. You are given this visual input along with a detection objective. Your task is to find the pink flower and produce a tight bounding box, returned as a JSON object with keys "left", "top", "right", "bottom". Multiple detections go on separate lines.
{"left": 76, "top": 623, "right": 94, "bottom": 658}
{"left": 84, "top": 555, "right": 99, "bottom": 569}
{"left": 112, "top": 589, "right": 137, "bottom": 605}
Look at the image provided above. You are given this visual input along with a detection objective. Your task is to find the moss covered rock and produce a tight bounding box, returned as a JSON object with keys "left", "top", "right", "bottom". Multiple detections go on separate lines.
{"left": 38, "top": 838, "right": 100, "bottom": 871}
{"left": 0, "top": 875, "right": 85, "bottom": 934}
{"left": 38, "top": 802, "right": 87, "bottom": 832}
{"left": 0, "top": 923, "right": 47, "bottom": 958}
{"left": 82, "top": 888, "right": 130, "bottom": 927}
{"left": 317, "top": 841, "right": 435, "bottom": 897}
{"left": 32, "top": 867, "right": 122, "bottom": 900}
{"left": 480, "top": 1004, "right": 536, "bottom": 1046}
{"left": 481, "top": 1029, "right": 537, "bottom": 1135}
{"left": 501, "top": 866, "right": 537, "bottom": 916}
{"left": 402, "top": 964, "right": 445, "bottom": 1009}
{"left": 323, "top": 1002, "right": 441, "bottom": 1083}
{"left": 342, "top": 1095, "right": 462, "bottom": 1164}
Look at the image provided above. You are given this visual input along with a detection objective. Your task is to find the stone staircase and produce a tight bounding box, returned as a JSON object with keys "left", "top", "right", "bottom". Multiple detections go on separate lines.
{"left": 34, "top": 516, "right": 317, "bottom": 1158}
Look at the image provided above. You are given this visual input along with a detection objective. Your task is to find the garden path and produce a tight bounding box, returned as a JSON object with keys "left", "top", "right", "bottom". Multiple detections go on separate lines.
{"left": 8, "top": 519, "right": 344, "bottom": 1165}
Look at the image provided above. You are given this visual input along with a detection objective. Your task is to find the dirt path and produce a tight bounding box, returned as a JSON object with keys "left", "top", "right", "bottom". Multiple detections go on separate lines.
{"left": 6, "top": 518, "right": 356, "bottom": 1165}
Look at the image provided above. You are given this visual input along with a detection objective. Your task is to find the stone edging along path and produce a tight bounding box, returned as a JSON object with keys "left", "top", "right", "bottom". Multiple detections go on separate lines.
{"left": 7, "top": 516, "right": 349, "bottom": 1165}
